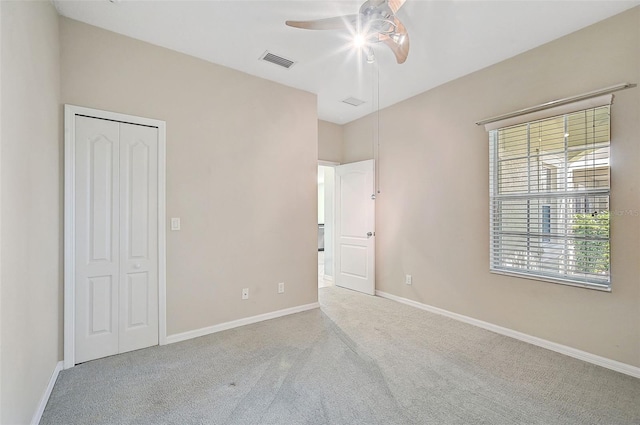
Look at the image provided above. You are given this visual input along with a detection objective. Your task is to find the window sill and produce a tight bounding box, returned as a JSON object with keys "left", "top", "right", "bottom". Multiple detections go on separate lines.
{"left": 490, "top": 269, "right": 611, "bottom": 292}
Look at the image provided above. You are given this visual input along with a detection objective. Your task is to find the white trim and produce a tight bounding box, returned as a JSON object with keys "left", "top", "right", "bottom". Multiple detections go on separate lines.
{"left": 30, "top": 361, "right": 63, "bottom": 425}
{"left": 157, "top": 122, "right": 167, "bottom": 345}
{"left": 375, "top": 290, "right": 640, "bottom": 379}
{"left": 64, "top": 105, "right": 167, "bottom": 368}
{"left": 318, "top": 162, "right": 338, "bottom": 285}
{"left": 63, "top": 106, "right": 76, "bottom": 369}
{"left": 166, "top": 302, "right": 320, "bottom": 345}
{"left": 490, "top": 269, "right": 611, "bottom": 292}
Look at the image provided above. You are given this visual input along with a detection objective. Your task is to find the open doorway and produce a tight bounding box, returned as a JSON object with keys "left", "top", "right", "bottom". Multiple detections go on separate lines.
{"left": 318, "top": 162, "right": 337, "bottom": 288}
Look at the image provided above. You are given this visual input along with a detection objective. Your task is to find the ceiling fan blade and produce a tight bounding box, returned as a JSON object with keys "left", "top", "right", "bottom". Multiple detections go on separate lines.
{"left": 378, "top": 18, "right": 409, "bottom": 63}
{"left": 387, "top": 0, "right": 407, "bottom": 14}
{"left": 286, "top": 14, "right": 359, "bottom": 31}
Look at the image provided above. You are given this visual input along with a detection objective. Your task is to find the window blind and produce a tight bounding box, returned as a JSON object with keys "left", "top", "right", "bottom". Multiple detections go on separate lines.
{"left": 489, "top": 105, "right": 611, "bottom": 289}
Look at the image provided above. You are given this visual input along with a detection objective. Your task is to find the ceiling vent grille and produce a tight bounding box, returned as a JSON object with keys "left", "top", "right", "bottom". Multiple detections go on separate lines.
{"left": 342, "top": 97, "right": 366, "bottom": 107}
{"left": 259, "top": 51, "right": 296, "bottom": 69}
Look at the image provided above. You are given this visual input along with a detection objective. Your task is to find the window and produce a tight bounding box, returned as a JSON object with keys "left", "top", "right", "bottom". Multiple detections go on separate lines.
{"left": 489, "top": 105, "right": 610, "bottom": 289}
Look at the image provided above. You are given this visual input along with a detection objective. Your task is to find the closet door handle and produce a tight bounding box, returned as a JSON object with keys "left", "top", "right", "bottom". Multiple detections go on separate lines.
{"left": 134, "top": 264, "right": 141, "bottom": 269}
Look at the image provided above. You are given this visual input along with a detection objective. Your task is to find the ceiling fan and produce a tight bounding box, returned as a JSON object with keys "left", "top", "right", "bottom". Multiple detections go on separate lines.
{"left": 285, "top": 0, "right": 410, "bottom": 64}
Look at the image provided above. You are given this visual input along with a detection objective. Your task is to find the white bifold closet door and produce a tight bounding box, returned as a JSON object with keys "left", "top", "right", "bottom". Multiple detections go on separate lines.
{"left": 74, "top": 116, "right": 159, "bottom": 364}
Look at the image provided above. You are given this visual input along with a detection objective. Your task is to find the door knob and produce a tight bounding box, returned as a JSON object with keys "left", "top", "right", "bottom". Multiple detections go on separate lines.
{"left": 367, "top": 232, "right": 373, "bottom": 238}
{"left": 134, "top": 264, "right": 141, "bottom": 269}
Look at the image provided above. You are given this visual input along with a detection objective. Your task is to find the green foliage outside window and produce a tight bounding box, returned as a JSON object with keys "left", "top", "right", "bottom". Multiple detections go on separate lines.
{"left": 572, "top": 211, "right": 610, "bottom": 274}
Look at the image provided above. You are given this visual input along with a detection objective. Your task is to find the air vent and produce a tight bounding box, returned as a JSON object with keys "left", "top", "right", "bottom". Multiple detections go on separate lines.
{"left": 259, "top": 51, "right": 296, "bottom": 69}
{"left": 342, "top": 97, "right": 366, "bottom": 107}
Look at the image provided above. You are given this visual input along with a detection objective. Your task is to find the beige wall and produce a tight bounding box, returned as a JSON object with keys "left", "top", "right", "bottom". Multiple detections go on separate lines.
{"left": 1, "top": 1, "right": 61, "bottom": 423}
{"left": 2, "top": 5, "right": 636, "bottom": 422}
{"left": 343, "top": 114, "right": 375, "bottom": 163}
{"left": 318, "top": 119, "right": 343, "bottom": 163}
{"left": 343, "top": 7, "right": 640, "bottom": 367}
{"left": 60, "top": 18, "right": 319, "bottom": 336}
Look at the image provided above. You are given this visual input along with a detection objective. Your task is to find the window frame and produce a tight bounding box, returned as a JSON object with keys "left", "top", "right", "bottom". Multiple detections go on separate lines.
{"left": 488, "top": 106, "right": 611, "bottom": 292}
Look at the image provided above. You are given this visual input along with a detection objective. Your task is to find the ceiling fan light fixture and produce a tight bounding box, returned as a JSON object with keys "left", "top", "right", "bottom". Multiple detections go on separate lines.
{"left": 366, "top": 47, "right": 376, "bottom": 63}
{"left": 353, "top": 33, "right": 367, "bottom": 48}
{"left": 285, "top": 0, "right": 409, "bottom": 64}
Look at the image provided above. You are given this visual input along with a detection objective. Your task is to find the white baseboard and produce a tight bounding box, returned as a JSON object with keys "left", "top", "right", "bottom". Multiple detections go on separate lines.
{"left": 375, "top": 290, "right": 640, "bottom": 379}
{"left": 323, "top": 275, "right": 334, "bottom": 282}
{"left": 166, "top": 302, "right": 320, "bottom": 345}
{"left": 31, "top": 361, "right": 63, "bottom": 425}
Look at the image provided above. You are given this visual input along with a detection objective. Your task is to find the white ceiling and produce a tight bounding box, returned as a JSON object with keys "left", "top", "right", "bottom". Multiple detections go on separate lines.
{"left": 53, "top": 0, "right": 640, "bottom": 124}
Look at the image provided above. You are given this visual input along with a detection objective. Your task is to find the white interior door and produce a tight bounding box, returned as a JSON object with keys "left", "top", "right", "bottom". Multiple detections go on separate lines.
{"left": 74, "top": 116, "right": 159, "bottom": 364}
{"left": 335, "top": 160, "right": 375, "bottom": 295}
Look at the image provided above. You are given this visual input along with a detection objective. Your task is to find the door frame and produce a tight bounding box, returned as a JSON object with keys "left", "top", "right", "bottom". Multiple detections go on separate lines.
{"left": 318, "top": 161, "right": 339, "bottom": 286}
{"left": 63, "top": 104, "right": 167, "bottom": 369}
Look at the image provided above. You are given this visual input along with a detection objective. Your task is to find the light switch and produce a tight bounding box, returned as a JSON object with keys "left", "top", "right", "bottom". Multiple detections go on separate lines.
{"left": 170, "top": 217, "right": 181, "bottom": 231}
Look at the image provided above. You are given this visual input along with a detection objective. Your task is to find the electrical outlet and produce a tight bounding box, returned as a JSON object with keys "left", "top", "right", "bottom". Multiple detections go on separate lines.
{"left": 278, "top": 282, "right": 285, "bottom": 294}
{"left": 405, "top": 274, "right": 412, "bottom": 285}
{"left": 242, "top": 288, "right": 249, "bottom": 300}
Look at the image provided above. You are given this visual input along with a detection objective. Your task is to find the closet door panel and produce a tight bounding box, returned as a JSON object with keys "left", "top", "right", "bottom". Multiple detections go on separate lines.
{"left": 74, "top": 116, "right": 120, "bottom": 363}
{"left": 118, "top": 122, "right": 159, "bottom": 353}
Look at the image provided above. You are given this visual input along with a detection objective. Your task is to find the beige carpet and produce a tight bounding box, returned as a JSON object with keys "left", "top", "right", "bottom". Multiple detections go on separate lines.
{"left": 41, "top": 286, "right": 640, "bottom": 424}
